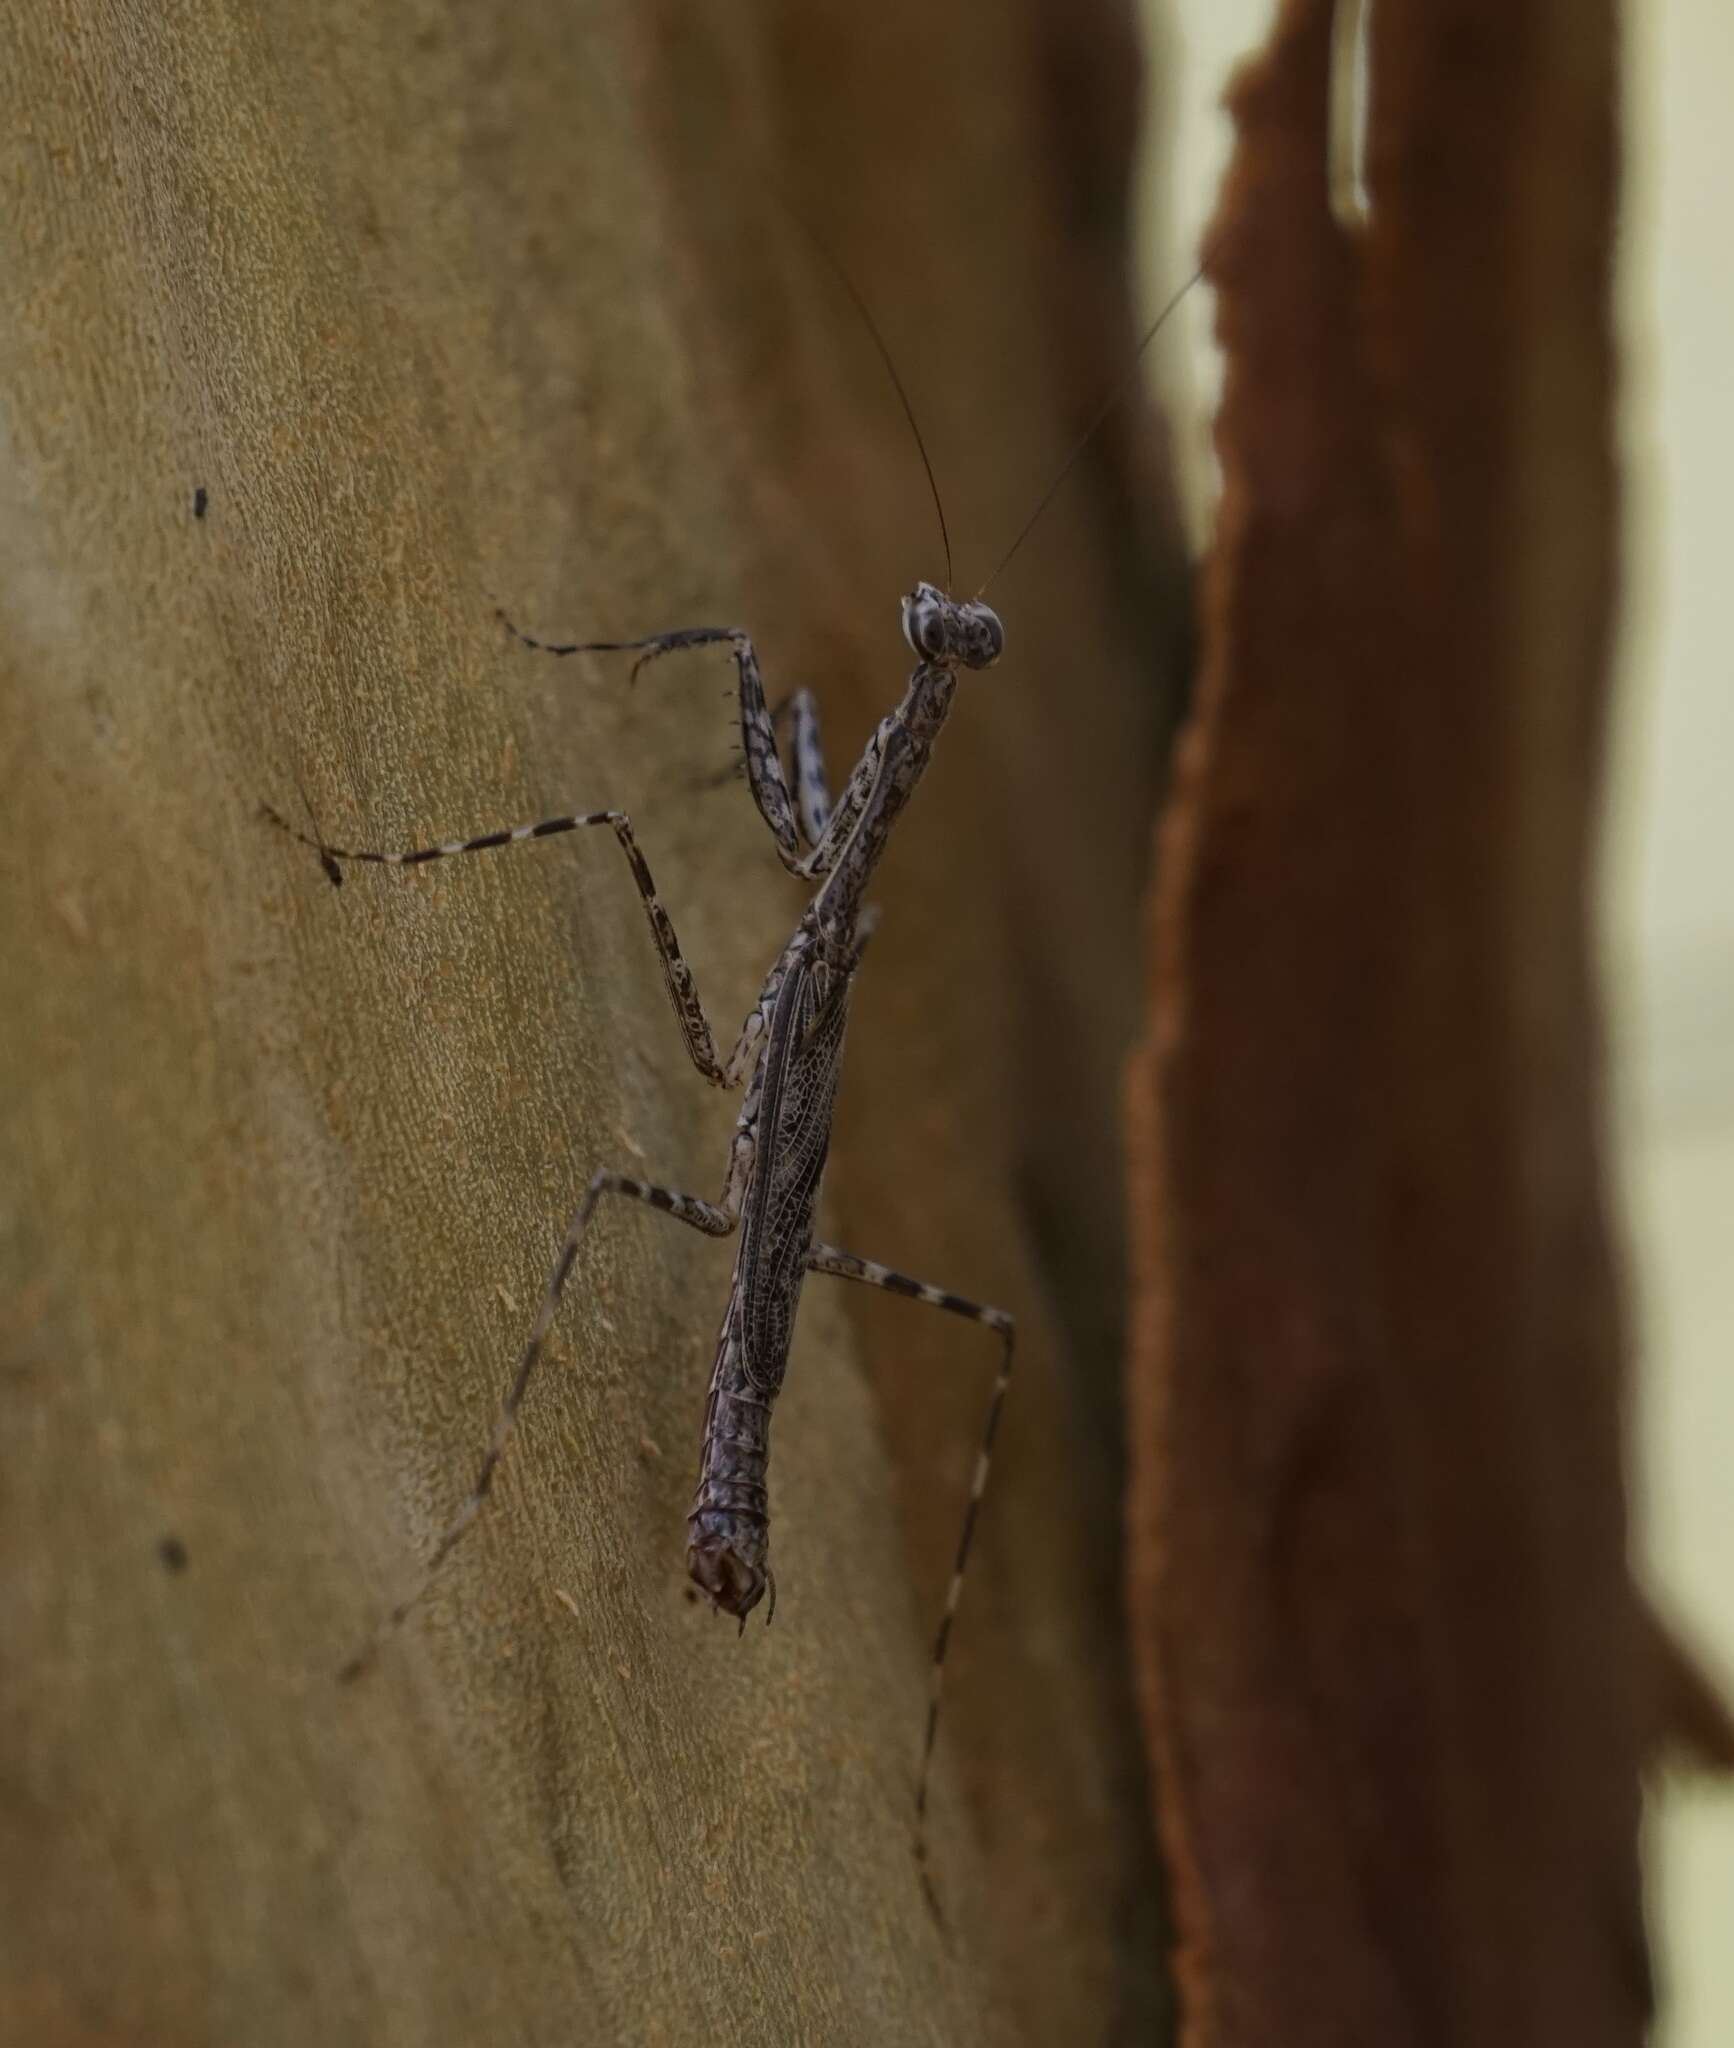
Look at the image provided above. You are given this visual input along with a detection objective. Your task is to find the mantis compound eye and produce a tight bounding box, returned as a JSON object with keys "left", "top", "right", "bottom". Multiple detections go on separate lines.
{"left": 901, "top": 583, "right": 951, "bottom": 662}
{"left": 962, "top": 604, "right": 1004, "bottom": 670}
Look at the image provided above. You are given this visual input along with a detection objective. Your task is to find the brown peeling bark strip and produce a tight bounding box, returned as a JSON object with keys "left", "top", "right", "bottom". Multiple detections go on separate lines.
{"left": 1644, "top": 1602, "right": 1734, "bottom": 1777}
{"left": 1126, "top": 1, "right": 1648, "bottom": 2045}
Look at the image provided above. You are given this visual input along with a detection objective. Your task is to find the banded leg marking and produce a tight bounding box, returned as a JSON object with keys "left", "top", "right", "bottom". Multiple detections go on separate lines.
{"left": 260, "top": 800, "right": 624, "bottom": 871}
{"left": 261, "top": 802, "right": 734, "bottom": 1089}
{"left": 340, "top": 1169, "right": 741, "bottom": 1683}
{"left": 497, "top": 611, "right": 902, "bottom": 890}
{"left": 774, "top": 688, "right": 832, "bottom": 849}
{"left": 497, "top": 615, "right": 807, "bottom": 872}
{"left": 804, "top": 1243, "right": 1015, "bottom": 1875}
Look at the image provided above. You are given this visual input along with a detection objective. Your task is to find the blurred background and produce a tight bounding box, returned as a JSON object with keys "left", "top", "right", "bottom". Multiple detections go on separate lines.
{"left": 1141, "top": 1, "right": 1734, "bottom": 2037}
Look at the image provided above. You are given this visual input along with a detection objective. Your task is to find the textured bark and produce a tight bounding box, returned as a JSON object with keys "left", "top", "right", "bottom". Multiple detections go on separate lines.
{"left": 1126, "top": 2, "right": 1648, "bottom": 2045}
{"left": 3, "top": 3, "right": 1185, "bottom": 2044}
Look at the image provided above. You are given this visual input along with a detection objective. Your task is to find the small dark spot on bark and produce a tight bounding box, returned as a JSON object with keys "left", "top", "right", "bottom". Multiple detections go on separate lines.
{"left": 158, "top": 1534, "right": 189, "bottom": 1573}
{"left": 192, "top": 486, "right": 209, "bottom": 519}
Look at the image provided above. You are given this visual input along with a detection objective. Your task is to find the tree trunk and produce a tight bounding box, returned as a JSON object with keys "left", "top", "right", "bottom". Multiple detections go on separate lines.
{"left": 3, "top": 4, "right": 1186, "bottom": 2043}
{"left": 1126, "top": 3, "right": 1650, "bottom": 2043}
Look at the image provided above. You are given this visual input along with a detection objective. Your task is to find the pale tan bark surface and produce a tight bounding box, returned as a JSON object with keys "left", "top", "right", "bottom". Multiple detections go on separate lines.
{"left": 2, "top": 4, "right": 1186, "bottom": 2043}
